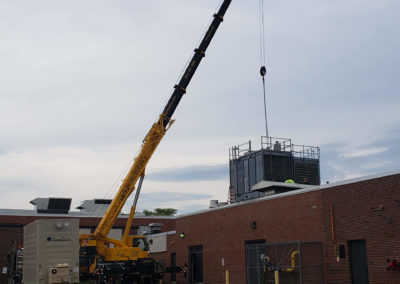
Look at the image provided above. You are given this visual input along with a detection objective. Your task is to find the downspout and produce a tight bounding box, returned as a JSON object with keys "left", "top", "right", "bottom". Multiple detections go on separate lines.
{"left": 330, "top": 202, "right": 335, "bottom": 241}
{"left": 330, "top": 202, "right": 340, "bottom": 261}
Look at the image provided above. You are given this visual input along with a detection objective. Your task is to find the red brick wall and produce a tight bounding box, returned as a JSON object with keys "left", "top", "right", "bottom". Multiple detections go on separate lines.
{"left": 2, "top": 173, "right": 399, "bottom": 284}
{"left": 0, "top": 226, "right": 23, "bottom": 284}
{"left": 321, "top": 174, "right": 400, "bottom": 284}
{"left": 152, "top": 173, "right": 400, "bottom": 284}
{"left": 152, "top": 190, "right": 323, "bottom": 284}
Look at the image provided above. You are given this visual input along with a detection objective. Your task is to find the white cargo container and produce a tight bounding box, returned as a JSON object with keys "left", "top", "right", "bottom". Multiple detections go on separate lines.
{"left": 147, "top": 231, "right": 176, "bottom": 253}
{"left": 23, "top": 219, "right": 79, "bottom": 284}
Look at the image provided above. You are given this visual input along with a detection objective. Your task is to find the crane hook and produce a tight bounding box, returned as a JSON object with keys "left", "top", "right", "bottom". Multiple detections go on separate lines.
{"left": 260, "top": 66, "right": 266, "bottom": 77}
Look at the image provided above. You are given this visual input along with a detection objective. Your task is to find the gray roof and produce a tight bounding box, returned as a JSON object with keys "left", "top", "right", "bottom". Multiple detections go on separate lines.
{"left": 1, "top": 169, "right": 399, "bottom": 219}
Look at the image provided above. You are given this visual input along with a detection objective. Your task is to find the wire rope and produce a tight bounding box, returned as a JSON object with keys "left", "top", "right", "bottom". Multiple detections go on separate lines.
{"left": 259, "top": 0, "right": 269, "bottom": 139}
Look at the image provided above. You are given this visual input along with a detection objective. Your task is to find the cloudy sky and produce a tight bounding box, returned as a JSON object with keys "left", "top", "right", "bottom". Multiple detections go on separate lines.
{"left": 1, "top": 0, "right": 399, "bottom": 214}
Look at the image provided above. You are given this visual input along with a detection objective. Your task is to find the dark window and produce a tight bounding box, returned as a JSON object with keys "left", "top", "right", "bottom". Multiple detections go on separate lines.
{"left": 339, "top": 244, "right": 346, "bottom": 259}
{"left": 48, "top": 198, "right": 71, "bottom": 210}
{"left": 94, "top": 199, "right": 112, "bottom": 204}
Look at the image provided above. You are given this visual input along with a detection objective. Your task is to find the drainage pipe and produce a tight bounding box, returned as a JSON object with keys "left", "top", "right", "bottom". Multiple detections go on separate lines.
{"left": 284, "top": 250, "right": 300, "bottom": 272}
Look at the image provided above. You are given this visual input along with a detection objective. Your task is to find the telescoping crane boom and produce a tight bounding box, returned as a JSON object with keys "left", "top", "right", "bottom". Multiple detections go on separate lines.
{"left": 79, "top": 0, "right": 232, "bottom": 280}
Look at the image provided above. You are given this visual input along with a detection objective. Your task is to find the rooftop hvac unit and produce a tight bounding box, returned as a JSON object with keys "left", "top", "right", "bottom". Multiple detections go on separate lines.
{"left": 229, "top": 137, "right": 320, "bottom": 202}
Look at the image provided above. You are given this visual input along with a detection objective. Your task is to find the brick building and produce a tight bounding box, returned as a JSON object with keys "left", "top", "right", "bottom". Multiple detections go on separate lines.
{"left": 1, "top": 170, "right": 399, "bottom": 283}
{"left": 150, "top": 170, "right": 400, "bottom": 284}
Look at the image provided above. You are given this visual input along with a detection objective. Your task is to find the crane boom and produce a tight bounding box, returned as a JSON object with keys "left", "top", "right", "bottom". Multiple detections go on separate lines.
{"left": 94, "top": 0, "right": 232, "bottom": 239}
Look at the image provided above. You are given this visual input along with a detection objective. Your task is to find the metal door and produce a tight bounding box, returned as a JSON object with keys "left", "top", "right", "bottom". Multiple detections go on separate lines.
{"left": 189, "top": 245, "right": 203, "bottom": 284}
{"left": 349, "top": 240, "right": 369, "bottom": 284}
{"left": 171, "top": 253, "right": 176, "bottom": 282}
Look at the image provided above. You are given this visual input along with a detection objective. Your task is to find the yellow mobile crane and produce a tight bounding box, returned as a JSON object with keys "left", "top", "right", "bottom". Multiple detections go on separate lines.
{"left": 79, "top": 1, "right": 232, "bottom": 282}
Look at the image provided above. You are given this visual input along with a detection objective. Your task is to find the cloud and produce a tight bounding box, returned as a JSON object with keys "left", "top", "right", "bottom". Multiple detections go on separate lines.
{"left": 178, "top": 204, "right": 211, "bottom": 214}
{"left": 320, "top": 127, "right": 400, "bottom": 183}
{"left": 134, "top": 192, "right": 213, "bottom": 214}
{"left": 360, "top": 161, "right": 393, "bottom": 171}
{"left": 0, "top": 1, "right": 399, "bottom": 214}
{"left": 139, "top": 192, "right": 212, "bottom": 204}
{"left": 338, "top": 147, "right": 387, "bottom": 158}
{"left": 146, "top": 164, "right": 227, "bottom": 182}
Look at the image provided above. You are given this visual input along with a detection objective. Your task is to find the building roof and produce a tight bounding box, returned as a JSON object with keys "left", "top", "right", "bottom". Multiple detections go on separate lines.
{"left": 177, "top": 168, "right": 400, "bottom": 218}
{"left": 0, "top": 208, "right": 175, "bottom": 219}
{"left": 1, "top": 169, "right": 399, "bottom": 220}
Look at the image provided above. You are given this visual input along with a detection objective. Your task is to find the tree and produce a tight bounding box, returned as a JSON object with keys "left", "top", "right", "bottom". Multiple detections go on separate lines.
{"left": 143, "top": 208, "right": 177, "bottom": 216}
{"left": 143, "top": 209, "right": 153, "bottom": 216}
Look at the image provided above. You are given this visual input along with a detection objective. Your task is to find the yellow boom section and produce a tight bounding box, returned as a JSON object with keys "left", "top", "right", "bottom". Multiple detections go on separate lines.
{"left": 94, "top": 115, "right": 174, "bottom": 238}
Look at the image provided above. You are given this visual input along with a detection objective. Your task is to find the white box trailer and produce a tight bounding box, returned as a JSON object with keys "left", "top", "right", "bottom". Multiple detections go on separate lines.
{"left": 23, "top": 219, "right": 79, "bottom": 284}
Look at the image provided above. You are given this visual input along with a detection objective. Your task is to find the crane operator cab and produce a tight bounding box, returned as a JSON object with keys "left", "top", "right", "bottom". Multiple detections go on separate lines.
{"left": 131, "top": 236, "right": 149, "bottom": 252}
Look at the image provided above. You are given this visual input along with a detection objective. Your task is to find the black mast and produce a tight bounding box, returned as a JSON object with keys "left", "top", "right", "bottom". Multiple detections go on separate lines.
{"left": 160, "top": 0, "right": 232, "bottom": 127}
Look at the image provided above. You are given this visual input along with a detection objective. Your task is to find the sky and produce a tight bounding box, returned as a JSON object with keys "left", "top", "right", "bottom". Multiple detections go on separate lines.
{"left": 0, "top": 0, "right": 399, "bottom": 214}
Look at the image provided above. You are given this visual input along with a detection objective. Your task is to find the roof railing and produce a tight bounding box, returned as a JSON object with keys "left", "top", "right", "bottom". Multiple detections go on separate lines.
{"left": 229, "top": 140, "right": 251, "bottom": 160}
{"left": 261, "top": 136, "right": 292, "bottom": 152}
{"left": 229, "top": 136, "right": 320, "bottom": 160}
{"left": 292, "top": 144, "right": 320, "bottom": 159}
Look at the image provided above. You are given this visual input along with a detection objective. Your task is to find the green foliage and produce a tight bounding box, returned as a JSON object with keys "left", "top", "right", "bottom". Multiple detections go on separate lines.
{"left": 143, "top": 208, "right": 177, "bottom": 216}
{"left": 143, "top": 209, "right": 153, "bottom": 216}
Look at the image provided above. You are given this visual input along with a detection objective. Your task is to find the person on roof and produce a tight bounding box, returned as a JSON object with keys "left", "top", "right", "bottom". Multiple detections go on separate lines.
{"left": 274, "top": 141, "right": 281, "bottom": 151}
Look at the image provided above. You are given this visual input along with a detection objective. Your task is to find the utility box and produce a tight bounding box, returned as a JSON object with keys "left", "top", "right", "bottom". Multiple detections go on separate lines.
{"left": 23, "top": 219, "right": 79, "bottom": 284}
